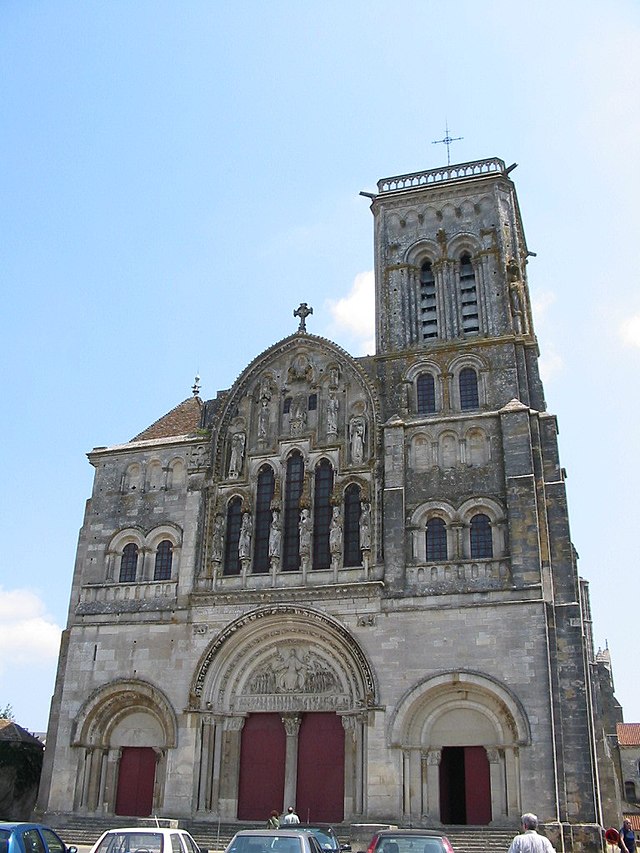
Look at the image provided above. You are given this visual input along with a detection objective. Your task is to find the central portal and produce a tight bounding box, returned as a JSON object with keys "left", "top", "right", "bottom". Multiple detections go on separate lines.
{"left": 439, "top": 746, "right": 491, "bottom": 825}
{"left": 237, "top": 712, "right": 345, "bottom": 822}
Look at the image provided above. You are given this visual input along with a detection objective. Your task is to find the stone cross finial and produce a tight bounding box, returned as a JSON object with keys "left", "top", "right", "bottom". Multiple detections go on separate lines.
{"left": 294, "top": 302, "right": 313, "bottom": 332}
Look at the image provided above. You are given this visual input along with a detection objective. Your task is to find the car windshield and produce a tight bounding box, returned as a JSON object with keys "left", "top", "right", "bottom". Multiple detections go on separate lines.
{"left": 377, "top": 838, "right": 444, "bottom": 853}
{"left": 296, "top": 831, "right": 337, "bottom": 851}
{"left": 229, "top": 836, "right": 302, "bottom": 853}
{"left": 95, "top": 833, "right": 165, "bottom": 853}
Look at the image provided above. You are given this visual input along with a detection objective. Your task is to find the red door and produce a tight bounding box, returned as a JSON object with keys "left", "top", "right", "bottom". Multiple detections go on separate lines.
{"left": 439, "top": 746, "right": 491, "bottom": 825}
{"left": 296, "top": 713, "right": 344, "bottom": 823}
{"left": 464, "top": 746, "right": 491, "bottom": 825}
{"left": 115, "top": 747, "right": 156, "bottom": 816}
{"left": 238, "top": 714, "right": 286, "bottom": 820}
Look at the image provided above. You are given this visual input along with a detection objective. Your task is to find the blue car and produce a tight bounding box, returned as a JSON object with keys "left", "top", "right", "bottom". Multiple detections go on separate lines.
{"left": 0, "top": 823, "right": 77, "bottom": 853}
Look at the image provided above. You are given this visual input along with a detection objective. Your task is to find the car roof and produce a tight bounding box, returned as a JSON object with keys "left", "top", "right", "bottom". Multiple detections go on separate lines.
{"left": 0, "top": 824, "right": 55, "bottom": 831}
{"left": 232, "top": 831, "right": 307, "bottom": 837}
{"left": 100, "top": 828, "right": 188, "bottom": 833}
{"left": 375, "top": 831, "right": 448, "bottom": 837}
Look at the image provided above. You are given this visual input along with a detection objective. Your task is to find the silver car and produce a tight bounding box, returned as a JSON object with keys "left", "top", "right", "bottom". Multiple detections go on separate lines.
{"left": 225, "top": 830, "right": 325, "bottom": 853}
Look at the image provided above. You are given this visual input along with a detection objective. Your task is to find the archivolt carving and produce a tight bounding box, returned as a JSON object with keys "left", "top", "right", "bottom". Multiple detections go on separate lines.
{"left": 190, "top": 605, "right": 377, "bottom": 715}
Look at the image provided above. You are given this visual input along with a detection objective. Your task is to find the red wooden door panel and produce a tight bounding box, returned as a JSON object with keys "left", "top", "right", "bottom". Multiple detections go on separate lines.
{"left": 237, "top": 714, "right": 286, "bottom": 820}
{"left": 296, "top": 713, "right": 344, "bottom": 823}
{"left": 115, "top": 746, "right": 156, "bottom": 817}
{"left": 464, "top": 746, "right": 492, "bottom": 825}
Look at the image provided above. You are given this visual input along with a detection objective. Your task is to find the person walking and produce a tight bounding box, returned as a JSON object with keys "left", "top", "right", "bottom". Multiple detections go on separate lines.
{"left": 266, "top": 811, "right": 280, "bottom": 829}
{"left": 283, "top": 806, "right": 300, "bottom": 825}
{"left": 619, "top": 819, "right": 636, "bottom": 853}
{"left": 508, "top": 814, "right": 556, "bottom": 853}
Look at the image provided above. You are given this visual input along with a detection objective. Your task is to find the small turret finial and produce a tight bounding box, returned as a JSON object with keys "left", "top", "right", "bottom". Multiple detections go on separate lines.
{"left": 192, "top": 374, "right": 201, "bottom": 397}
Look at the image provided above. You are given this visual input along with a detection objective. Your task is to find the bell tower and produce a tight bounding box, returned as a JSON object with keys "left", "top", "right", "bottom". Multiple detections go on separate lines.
{"left": 370, "top": 157, "right": 544, "bottom": 410}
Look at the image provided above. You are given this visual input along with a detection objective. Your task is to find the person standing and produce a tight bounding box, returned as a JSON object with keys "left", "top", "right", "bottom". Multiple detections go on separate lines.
{"left": 266, "top": 811, "right": 280, "bottom": 829}
{"left": 283, "top": 806, "right": 300, "bottom": 824}
{"left": 508, "top": 813, "right": 556, "bottom": 853}
{"left": 619, "top": 819, "right": 636, "bottom": 853}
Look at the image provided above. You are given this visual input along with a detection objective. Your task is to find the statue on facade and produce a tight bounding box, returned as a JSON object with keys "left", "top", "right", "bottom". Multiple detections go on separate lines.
{"left": 299, "top": 508, "right": 312, "bottom": 570}
{"left": 360, "top": 501, "right": 371, "bottom": 552}
{"left": 327, "top": 392, "right": 339, "bottom": 437}
{"left": 268, "top": 508, "right": 282, "bottom": 564}
{"left": 238, "top": 511, "right": 253, "bottom": 561}
{"left": 211, "top": 513, "right": 225, "bottom": 564}
{"left": 349, "top": 415, "right": 366, "bottom": 465}
{"left": 258, "top": 398, "right": 269, "bottom": 439}
{"left": 329, "top": 506, "right": 342, "bottom": 569}
{"left": 228, "top": 432, "right": 246, "bottom": 479}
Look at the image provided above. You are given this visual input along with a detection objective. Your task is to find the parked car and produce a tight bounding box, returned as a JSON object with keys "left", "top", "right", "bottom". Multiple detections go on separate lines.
{"left": 224, "top": 829, "right": 325, "bottom": 853}
{"left": 0, "top": 822, "right": 77, "bottom": 853}
{"left": 89, "top": 827, "right": 202, "bottom": 853}
{"left": 285, "top": 826, "right": 350, "bottom": 852}
{"left": 362, "top": 830, "right": 455, "bottom": 853}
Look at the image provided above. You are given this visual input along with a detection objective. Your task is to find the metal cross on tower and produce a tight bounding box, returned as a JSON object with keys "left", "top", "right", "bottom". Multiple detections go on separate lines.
{"left": 432, "top": 121, "right": 463, "bottom": 166}
{"left": 294, "top": 302, "right": 313, "bottom": 332}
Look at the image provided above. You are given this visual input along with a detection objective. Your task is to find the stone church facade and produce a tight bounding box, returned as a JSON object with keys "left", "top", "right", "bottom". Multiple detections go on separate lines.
{"left": 39, "top": 158, "right": 615, "bottom": 848}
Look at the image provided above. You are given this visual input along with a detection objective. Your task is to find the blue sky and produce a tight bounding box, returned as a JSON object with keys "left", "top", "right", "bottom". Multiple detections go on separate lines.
{"left": 1, "top": 0, "right": 639, "bottom": 733}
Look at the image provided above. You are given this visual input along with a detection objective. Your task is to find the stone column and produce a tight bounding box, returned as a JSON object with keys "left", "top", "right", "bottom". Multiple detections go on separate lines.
{"left": 103, "top": 747, "right": 121, "bottom": 814}
{"left": 505, "top": 746, "right": 521, "bottom": 816}
{"left": 402, "top": 750, "right": 411, "bottom": 819}
{"left": 282, "top": 714, "right": 302, "bottom": 812}
{"left": 218, "top": 717, "right": 245, "bottom": 819}
{"left": 487, "top": 748, "right": 507, "bottom": 822}
{"left": 426, "top": 749, "right": 441, "bottom": 822}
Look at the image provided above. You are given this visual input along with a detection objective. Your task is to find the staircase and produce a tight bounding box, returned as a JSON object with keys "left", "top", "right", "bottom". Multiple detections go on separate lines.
{"left": 42, "top": 816, "right": 515, "bottom": 853}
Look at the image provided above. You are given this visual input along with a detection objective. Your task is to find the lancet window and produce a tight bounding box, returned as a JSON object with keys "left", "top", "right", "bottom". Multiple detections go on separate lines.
{"left": 283, "top": 452, "right": 304, "bottom": 571}
{"left": 470, "top": 513, "right": 493, "bottom": 558}
{"left": 344, "top": 483, "right": 362, "bottom": 567}
{"left": 254, "top": 465, "right": 275, "bottom": 573}
{"left": 420, "top": 259, "right": 438, "bottom": 339}
{"left": 460, "top": 252, "right": 479, "bottom": 334}
{"left": 426, "top": 517, "right": 447, "bottom": 561}
{"left": 223, "top": 496, "right": 242, "bottom": 576}
{"left": 459, "top": 367, "right": 479, "bottom": 410}
{"left": 416, "top": 372, "right": 436, "bottom": 414}
{"left": 313, "top": 460, "right": 334, "bottom": 569}
{"left": 153, "top": 540, "right": 173, "bottom": 580}
{"left": 119, "top": 543, "right": 139, "bottom": 582}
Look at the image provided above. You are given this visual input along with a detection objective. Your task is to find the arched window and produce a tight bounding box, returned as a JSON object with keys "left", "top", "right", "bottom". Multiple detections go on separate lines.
{"left": 460, "top": 252, "right": 479, "bottom": 334}
{"left": 416, "top": 372, "right": 436, "bottom": 414}
{"left": 420, "top": 260, "right": 438, "bottom": 339}
{"left": 283, "top": 452, "right": 304, "bottom": 571}
{"left": 223, "top": 497, "right": 242, "bottom": 576}
{"left": 459, "top": 367, "right": 479, "bottom": 410}
{"left": 154, "top": 540, "right": 173, "bottom": 580}
{"left": 625, "top": 781, "right": 637, "bottom": 802}
{"left": 470, "top": 514, "right": 493, "bottom": 558}
{"left": 313, "top": 460, "right": 334, "bottom": 569}
{"left": 344, "top": 484, "right": 361, "bottom": 567}
{"left": 426, "top": 518, "right": 447, "bottom": 561}
{"left": 119, "top": 543, "right": 139, "bottom": 582}
{"left": 253, "top": 466, "right": 275, "bottom": 573}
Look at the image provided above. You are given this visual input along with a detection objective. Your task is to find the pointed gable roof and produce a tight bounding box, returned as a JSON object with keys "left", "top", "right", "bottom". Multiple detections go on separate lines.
{"left": 0, "top": 719, "right": 44, "bottom": 748}
{"left": 132, "top": 396, "right": 204, "bottom": 442}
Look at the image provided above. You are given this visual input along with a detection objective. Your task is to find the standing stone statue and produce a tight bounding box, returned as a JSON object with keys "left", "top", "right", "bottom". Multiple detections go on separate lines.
{"left": 299, "top": 508, "right": 312, "bottom": 569}
{"left": 349, "top": 416, "right": 366, "bottom": 465}
{"left": 238, "top": 511, "right": 253, "bottom": 560}
{"left": 327, "top": 392, "right": 339, "bottom": 436}
{"left": 329, "top": 506, "right": 343, "bottom": 568}
{"left": 258, "top": 398, "right": 269, "bottom": 439}
{"left": 212, "top": 514, "right": 224, "bottom": 561}
{"left": 359, "top": 502, "right": 371, "bottom": 551}
{"left": 228, "top": 432, "right": 246, "bottom": 478}
{"left": 268, "top": 509, "right": 282, "bottom": 561}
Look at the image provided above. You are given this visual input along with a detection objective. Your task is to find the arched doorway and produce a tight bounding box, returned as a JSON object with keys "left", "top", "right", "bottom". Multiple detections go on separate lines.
{"left": 389, "top": 671, "right": 529, "bottom": 825}
{"left": 190, "top": 605, "right": 376, "bottom": 821}
{"left": 71, "top": 680, "right": 177, "bottom": 816}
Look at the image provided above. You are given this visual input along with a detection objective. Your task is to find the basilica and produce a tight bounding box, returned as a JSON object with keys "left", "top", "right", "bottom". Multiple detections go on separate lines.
{"left": 38, "top": 158, "right": 619, "bottom": 850}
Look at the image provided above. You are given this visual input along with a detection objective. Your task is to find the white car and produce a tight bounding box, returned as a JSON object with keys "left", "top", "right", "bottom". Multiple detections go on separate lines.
{"left": 89, "top": 827, "right": 202, "bottom": 853}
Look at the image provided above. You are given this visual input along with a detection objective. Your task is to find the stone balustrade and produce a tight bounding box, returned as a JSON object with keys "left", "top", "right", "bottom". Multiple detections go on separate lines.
{"left": 377, "top": 157, "right": 506, "bottom": 194}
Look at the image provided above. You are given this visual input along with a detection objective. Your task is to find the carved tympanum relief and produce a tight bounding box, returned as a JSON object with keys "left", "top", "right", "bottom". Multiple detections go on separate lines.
{"left": 247, "top": 646, "right": 339, "bottom": 695}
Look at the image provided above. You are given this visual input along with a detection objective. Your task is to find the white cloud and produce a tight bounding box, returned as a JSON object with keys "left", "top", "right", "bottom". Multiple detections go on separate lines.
{"left": 326, "top": 270, "right": 375, "bottom": 355}
{"left": 538, "top": 347, "right": 564, "bottom": 385}
{"left": 0, "top": 587, "right": 62, "bottom": 672}
{"left": 620, "top": 314, "right": 640, "bottom": 349}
